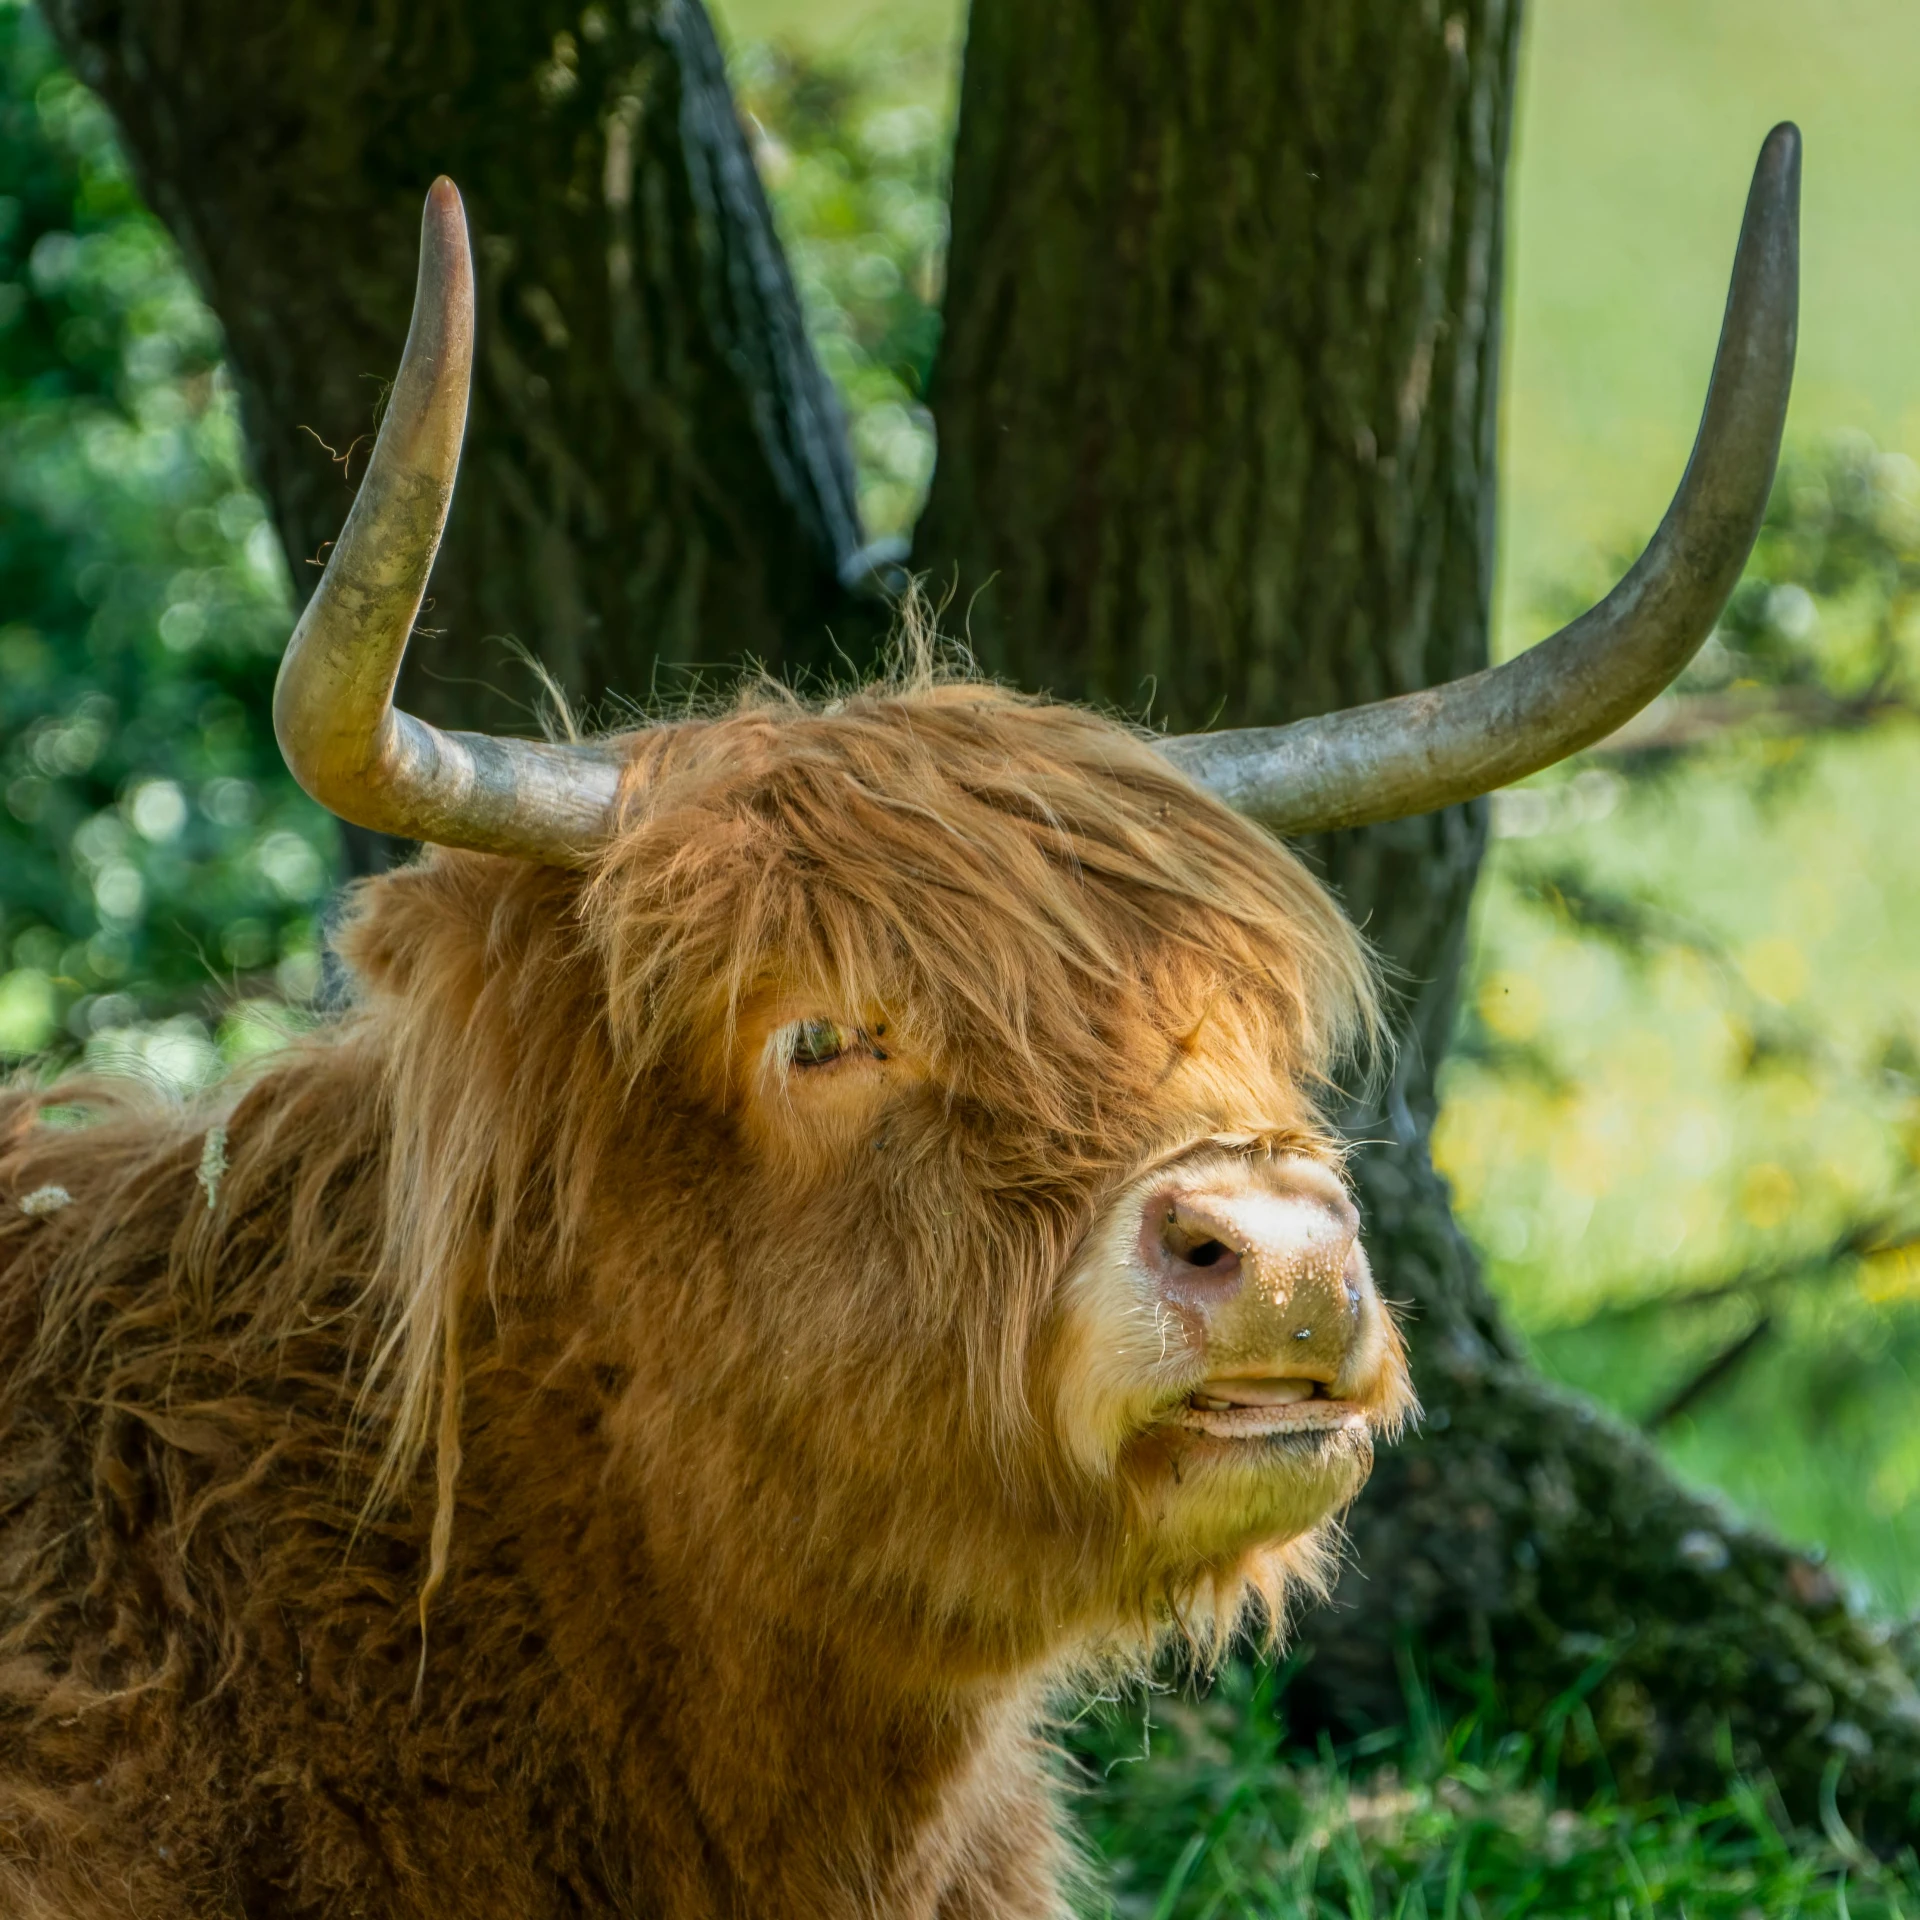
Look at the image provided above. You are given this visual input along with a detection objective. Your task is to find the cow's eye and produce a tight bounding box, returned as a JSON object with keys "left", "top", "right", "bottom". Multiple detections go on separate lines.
{"left": 787, "top": 1019, "right": 856, "bottom": 1068}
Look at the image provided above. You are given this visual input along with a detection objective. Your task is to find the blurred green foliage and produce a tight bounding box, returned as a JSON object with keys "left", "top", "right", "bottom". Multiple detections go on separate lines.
{"left": 1438, "top": 438, "right": 1920, "bottom": 1612}
{"left": 1708, "top": 443, "right": 1920, "bottom": 705}
{"left": 0, "top": 0, "right": 328, "bottom": 1086}
{"left": 733, "top": 26, "right": 949, "bottom": 542}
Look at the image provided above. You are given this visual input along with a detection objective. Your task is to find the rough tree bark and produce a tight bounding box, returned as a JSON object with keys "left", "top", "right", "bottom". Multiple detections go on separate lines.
{"left": 43, "top": 0, "right": 1920, "bottom": 1836}
{"left": 42, "top": 0, "right": 867, "bottom": 745}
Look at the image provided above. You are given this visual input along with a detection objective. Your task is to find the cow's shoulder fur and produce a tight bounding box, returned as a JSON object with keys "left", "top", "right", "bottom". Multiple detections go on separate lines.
{"left": 0, "top": 1057, "right": 543, "bottom": 1913}
{"left": 0, "top": 1055, "right": 1068, "bottom": 1916}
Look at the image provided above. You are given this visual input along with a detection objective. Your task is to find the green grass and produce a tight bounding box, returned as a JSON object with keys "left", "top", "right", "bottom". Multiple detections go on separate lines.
{"left": 1074, "top": 1665, "right": 1920, "bottom": 1920}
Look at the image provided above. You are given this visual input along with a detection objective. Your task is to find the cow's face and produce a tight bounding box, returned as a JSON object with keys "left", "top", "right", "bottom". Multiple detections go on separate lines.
{"left": 711, "top": 980, "right": 1412, "bottom": 1643}
{"left": 554, "top": 685, "right": 1413, "bottom": 1648}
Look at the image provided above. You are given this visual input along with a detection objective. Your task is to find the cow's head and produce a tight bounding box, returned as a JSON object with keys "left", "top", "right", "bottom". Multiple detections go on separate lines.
{"left": 579, "top": 683, "right": 1407, "bottom": 1639}
{"left": 288, "top": 136, "right": 1797, "bottom": 1655}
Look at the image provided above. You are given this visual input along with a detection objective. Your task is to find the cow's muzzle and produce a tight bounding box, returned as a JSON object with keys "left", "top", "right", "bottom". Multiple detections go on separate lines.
{"left": 1138, "top": 1150, "right": 1394, "bottom": 1439}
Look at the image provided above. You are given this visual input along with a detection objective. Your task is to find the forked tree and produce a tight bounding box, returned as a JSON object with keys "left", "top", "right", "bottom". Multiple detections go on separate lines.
{"left": 43, "top": 0, "right": 1920, "bottom": 1828}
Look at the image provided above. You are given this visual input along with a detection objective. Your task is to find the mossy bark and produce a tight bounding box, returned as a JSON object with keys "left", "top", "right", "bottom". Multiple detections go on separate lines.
{"left": 46, "top": 0, "right": 1920, "bottom": 1836}
{"left": 41, "top": 0, "right": 866, "bottom": 745}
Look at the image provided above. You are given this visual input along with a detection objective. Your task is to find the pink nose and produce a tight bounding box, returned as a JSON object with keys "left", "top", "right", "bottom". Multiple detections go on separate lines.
{"left": 1139, "top": 1156, "right": 1370, "bottom": 1379}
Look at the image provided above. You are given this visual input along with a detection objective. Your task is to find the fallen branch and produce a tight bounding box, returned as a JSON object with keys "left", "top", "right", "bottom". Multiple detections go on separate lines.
{"left": 1642, "top": 1313, "right": 1775, "bottom": 1431}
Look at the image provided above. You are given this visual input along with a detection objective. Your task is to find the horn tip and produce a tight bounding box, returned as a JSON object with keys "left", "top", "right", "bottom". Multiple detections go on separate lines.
{"left": 422, "top": 178, "right": 469, "bottom": 257}
{"left": 1759, "top": 121, "right": 1802, "bottom": 193}
{"left": 416, "top": 177, "right": 474, "bottom": 311}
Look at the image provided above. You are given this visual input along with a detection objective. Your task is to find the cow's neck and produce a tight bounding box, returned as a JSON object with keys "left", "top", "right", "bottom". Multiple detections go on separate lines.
{"left": 470, "top": 1353, "right": 1068, "bottom": 1917}
{"left": 565, "top": 1515, "right": 1062, "bottom": 1914}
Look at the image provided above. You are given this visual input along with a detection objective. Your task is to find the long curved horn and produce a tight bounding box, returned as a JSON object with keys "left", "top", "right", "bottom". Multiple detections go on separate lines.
{"left": 273, "top": 180, "right": 622, "bottom": 864}
{"left": 1161, "top": 122, "right": 1801, "bottom": 836}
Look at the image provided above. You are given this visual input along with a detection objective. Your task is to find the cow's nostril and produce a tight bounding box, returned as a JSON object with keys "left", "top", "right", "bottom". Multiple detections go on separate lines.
{"left": 1156, "top": 1201, "right": 1244, "bottom": 1282}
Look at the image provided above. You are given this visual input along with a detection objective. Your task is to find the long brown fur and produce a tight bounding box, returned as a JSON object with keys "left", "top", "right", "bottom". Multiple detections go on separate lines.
{"left": 0, "top": 675, "right": 1402, "bottom": 1917}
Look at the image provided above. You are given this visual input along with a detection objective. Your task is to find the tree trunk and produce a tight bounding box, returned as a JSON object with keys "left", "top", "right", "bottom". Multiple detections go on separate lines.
{"left": 41, "top": 0, "right": 867, "bottom": 748}
{"left": 45, "top": 0, "right": 1920, "bottom": 1836}
{"left": 917, "top": 0, "right": 1920, "bottom": 1835}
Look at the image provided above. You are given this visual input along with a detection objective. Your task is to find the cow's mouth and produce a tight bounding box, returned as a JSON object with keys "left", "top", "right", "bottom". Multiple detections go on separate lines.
{"left": 1167, "top": 1376, "right": 1368, "bottom": 1440}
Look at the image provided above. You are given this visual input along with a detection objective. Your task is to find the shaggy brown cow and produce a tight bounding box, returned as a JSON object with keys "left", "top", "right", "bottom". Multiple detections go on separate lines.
{"left": 0, "top": 132, "right": 1797, "bottom": 1920}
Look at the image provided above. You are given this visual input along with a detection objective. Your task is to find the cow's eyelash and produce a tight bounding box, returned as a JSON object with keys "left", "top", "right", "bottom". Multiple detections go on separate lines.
{"left": 789, "top": 1020, "right": 855, "bottom": 1068}
{"left": 778, "top": 1019, "right": 891, "bottom": 1071}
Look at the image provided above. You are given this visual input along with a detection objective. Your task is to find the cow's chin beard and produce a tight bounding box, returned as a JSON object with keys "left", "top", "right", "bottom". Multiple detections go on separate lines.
{"left": 1120, "top": 1416, "right": 1376, "bottom": 1583}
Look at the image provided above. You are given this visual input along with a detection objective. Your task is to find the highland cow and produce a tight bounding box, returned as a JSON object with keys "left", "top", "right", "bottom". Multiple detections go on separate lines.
{"left": 0, "top": 133, "right": 1796, "bottom": 1920}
